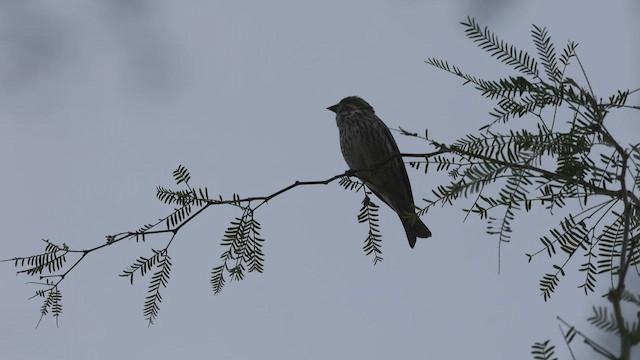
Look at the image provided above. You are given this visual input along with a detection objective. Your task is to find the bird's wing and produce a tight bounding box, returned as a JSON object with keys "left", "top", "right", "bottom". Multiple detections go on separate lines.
{"left": 375, "top": 115, "right": 415, "bottom": 204}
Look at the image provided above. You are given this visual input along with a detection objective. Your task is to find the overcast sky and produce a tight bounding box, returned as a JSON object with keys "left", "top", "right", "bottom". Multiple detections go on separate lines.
{"left": 1, "top": 1, "right": 639, "bottom": 359}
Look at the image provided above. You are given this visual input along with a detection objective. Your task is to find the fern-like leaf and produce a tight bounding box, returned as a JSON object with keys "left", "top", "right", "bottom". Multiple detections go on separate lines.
{"left": 339, "top": 176, "right": 362, "bottom": 191}
{"left": 540, "top": 272, "right": 559, "bottom": 301}
{"left": 531, "top": 340, "right": 557, "bottom": 360}
{"left": 531, "top": 25, "right": 560, "bottom": 83}
{"left": 143, "top": 250, "right": 172, "bottom": 326}
{"left": 14, "top": 247, "right": 68, "bottom": 276}
{"left": 587, "top": 306, "right": 620, "bottom": 334}
{"left": 244, "top": 217, "right": 265, "bottom": 273}
{"left": 461, "top": 16, "right": 539, "bottom": 78}
{"left": 597, "top": 212, "right": 625, "bottom": 274}
{"left": 166, "top": 205, "right": 192, "bottom": 229}
{"left": 577, "top": 256, "right": 597, "bottom": 295}
{"left": 120, "top": 249, "right": 164, "bottom": 285}
{"left": 172, "top": 165, "right": 191, "bottom": 185}
{"left": 357, "top": 194, "right": 383, "bottom": 264}
{"left": 558, "top": 41, "right": 577, "bottom": 67}
{"left": 210, "top": 265, "right": 225, "bottom": 295}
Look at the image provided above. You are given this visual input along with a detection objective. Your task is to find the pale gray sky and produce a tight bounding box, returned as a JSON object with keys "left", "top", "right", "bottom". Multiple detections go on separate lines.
{"left": 1, "top": 1, "right": 638, "bottom": 359}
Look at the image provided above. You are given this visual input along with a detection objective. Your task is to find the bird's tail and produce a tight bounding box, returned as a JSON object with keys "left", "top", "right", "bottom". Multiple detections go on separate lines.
{"left": 400, "top": 213, "right": 432, "bottom": 248}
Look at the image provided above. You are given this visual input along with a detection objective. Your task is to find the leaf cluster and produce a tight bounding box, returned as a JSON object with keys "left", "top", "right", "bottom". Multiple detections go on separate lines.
{"left": 120, "top": 249, "right": 172, "bottom": 326}
{"left": 425, "top": 16, "right": 639, "bottom": 294}
{"left": 211, "top": 207, "right": 265, "bottom": 294}
{"left": 423, "top": 17, "right": 639, "bottom": 359}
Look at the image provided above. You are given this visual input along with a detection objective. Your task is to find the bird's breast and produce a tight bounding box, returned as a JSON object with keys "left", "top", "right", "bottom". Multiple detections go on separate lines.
{"left": 338, "top": 117, "right": 395, "bottom": 170}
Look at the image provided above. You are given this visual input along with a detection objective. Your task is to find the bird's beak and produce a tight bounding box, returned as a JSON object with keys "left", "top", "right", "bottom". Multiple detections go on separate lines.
{"left": 327, "top": 104, "right": 338, "bottom": 113}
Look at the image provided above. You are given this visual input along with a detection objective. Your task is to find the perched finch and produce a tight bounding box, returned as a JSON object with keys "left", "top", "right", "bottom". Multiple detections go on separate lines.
{"left": 327, "top": 96, "right": 432, "bottom": 248}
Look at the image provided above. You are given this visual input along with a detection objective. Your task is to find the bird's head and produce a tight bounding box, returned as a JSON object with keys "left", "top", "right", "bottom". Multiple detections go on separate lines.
{"left": 327, "top": 96, "right": 375, "bottom": 115}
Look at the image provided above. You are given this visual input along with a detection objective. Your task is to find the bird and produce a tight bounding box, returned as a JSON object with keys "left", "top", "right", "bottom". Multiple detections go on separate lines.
{"left": 327, "top": 96, "right": 432, "bottom": 248}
